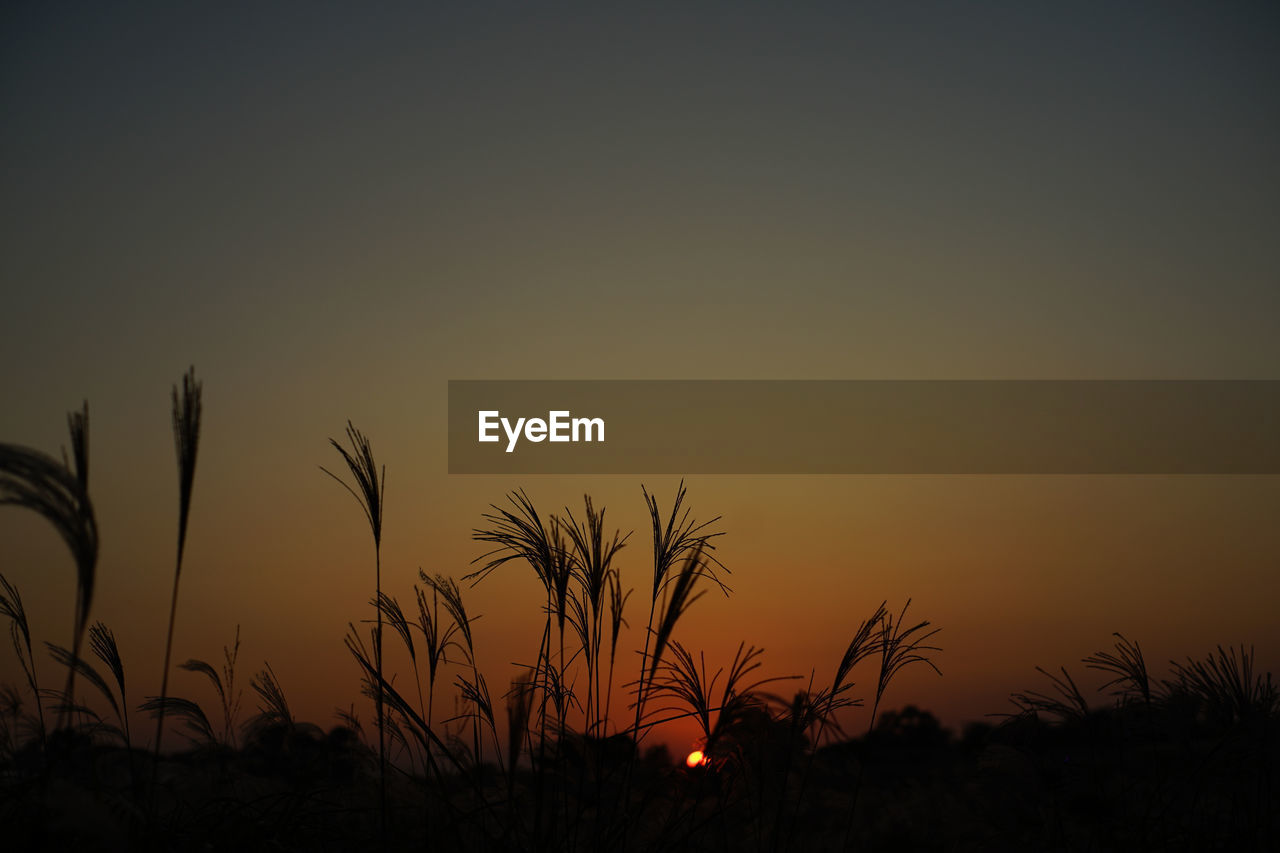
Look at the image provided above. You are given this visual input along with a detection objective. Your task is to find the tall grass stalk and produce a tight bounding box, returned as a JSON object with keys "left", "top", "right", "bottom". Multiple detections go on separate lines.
{"left": 63, "top": 402, "right": 93, "bottom": 720}
{"left": 609, "top": 484, "right": 726, "bottom": 847}
{"left": 0, "top": 402, "right": 98, "bottom": 729}
{"left": 869, "top": 599, "right": 941, "bottom": 733}
{"left": 425, "top": 572, "right": 508, "bottom": 803}
{"left": 153, "top": 368, "right": 202, "bottom": 771}
{"left": 414, "top": 575, "right": 463, "bottom": 752}
{"left": 1169, "top": 644, "right": 1278, "bottom": 725}
{"left": 0, "top": 574, "right": 46, "bottom": 749}
{"left": 602, "top": 570, "right": 631, "bottom": 734}
{"left": 47, "top": 637, "right": 124, "bottom": 737}
{"left": 1008, "top": 665, "right": 1090, "bottom": 721}
{"left": 88, "top": 622, "right": 131, "bottom": 752}
{"left": 633, "top": 482, "right": 727, "bottom": 734}
{"left": 563, "top": 496, "right": 629, "bottom": 737}
{"left": 178, "top": 625, "right": 243, "bottom": 748}
{"left": 470, "top": 490, "right": 567, "bottom": 846}
{"left": 380, "top": 590, "right": 434, "bottom": 774}
{"left": 247, "top": 662, "right": 292, "bottom": 731}
{"left": 779, "top": 604, "right": 885, "bottom": 853}
{"left": 1085, "top": 632, "right": 1151, "bottom": 710}
{"left": 647, "top": 640, "right": 791, "bottom": 757}
{"left": 48, "top": 627, "right": 132, "bottom": 746}
{"left": 140, "top": 368, "right": 202, "bottom": 836}
{"left": 344, "top": 622, "right": 489, "bottom": 845}
{"left": 321, "top": 420, "right": 387, "bottom": 836}
{"left": 643, "top": 641, "right": 795, "bottom": 852}
{"left": 845, "top": 599, "right": 941, "bottom": 849}
{"left": 140, "top": 695, "right": 218, "bottom": 747}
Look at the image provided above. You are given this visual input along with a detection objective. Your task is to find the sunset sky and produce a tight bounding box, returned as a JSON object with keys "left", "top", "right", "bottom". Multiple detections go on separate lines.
{"left": 3, "top": 2, "right": 1278, "bottom": 753}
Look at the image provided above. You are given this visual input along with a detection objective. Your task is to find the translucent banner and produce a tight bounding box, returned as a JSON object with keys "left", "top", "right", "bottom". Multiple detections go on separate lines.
{"left": 447, "top": 380, "right": 1280, "bottom": 474}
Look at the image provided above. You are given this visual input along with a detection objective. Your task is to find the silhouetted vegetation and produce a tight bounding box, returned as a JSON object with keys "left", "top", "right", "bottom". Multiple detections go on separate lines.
{"left": 1, "top": 374, "right": 1276, "bottom": 851}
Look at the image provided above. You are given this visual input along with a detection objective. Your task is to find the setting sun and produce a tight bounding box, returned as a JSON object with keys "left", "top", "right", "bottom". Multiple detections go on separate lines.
{"left": 685, "top": 750, "right": 708, "bottom": 768}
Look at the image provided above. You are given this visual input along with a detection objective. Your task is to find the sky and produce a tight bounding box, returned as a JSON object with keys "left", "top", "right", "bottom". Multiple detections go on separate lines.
{"left": 2, "top": 2, "right": 1279, "bottom": 755}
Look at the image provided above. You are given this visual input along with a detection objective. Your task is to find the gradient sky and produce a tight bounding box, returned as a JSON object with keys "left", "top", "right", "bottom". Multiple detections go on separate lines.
{"left": 3, "top": 2, "right": 1278, "bottom": 753}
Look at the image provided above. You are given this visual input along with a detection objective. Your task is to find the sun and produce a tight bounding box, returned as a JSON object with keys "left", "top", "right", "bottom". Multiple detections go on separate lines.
{"left": 685, "top": 749, "right": 708, "bottom": 768}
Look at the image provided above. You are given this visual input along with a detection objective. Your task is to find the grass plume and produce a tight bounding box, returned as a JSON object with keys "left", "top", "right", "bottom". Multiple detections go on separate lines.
{"left": 321, "top": 420, "right": 389, "bottom": 833}
{"left": 1008, "top": 665, "right": 1091, "bottom": 721}
{"left": 870, "top": 598, "right": 942, "bottom": 729}
{"left": 1084, "top": 632, "right": 1152, "bottom": 708}
{"left": 154, "top": 368, "right": 203, "bottom": 769}
{"left": 0, "top": 574, "right": 46, "bottom": 746}
{"left": 0, "top": 403, "right": 98, "bottom": 722}
{"left": 178, "top": 625, "right": 243, "bottom": 747}
{"left": 1168, "top": 643, "right": 1278, "bottom": 725}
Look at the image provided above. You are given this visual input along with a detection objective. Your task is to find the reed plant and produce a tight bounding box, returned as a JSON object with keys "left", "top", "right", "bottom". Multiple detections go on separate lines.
{"left": 47, "top": 632, "right": 127, "bottom": 744}
{"left": 646, "top": 641, "right": 794, "bottom": 761}
{"left": 88, "top": 622, "right": 131, "bottom": 750}
{"left": 154, "top": 368, "right": 202, "bottom": 762}
{"left": 562, "top": 496, "right": 629, "bottom": 738}
{"left": 634, "top": 482, "right": 726, "bottom": 719}
{"left": 177, "top": 626, "right": 243, "bottom": 748}
{"left": 48, "top": 392, "right": 1274, "bottom": 849}
{"left": 1007, "top": 665, "right": 1091, "bottom": 721}
{"left": 0, "top": 402, "right": 98, "bottom": 727}
{"left": 0, "top": 393, "right": 969, "bottom": 852}
{"left": 322, "top": 420, "right": 388, "bottom": 832}
{"left": 1168, "top": 643, "right": 1278, "bottom": 725}
{"left": 413, "top": 576, "right": 462, "bottom": 731}
{"left": 470, "top": 491, "right": 572, "bottom": 846}
{"left": 0, "top": 574, "right": 46, "bottom": 750}
{"left": 140, "top": 693, "right": 218, "bottom": 747}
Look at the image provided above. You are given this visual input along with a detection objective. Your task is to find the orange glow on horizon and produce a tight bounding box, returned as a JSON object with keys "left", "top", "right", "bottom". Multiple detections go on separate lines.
{"left": 686, "top": 749, "right": 708, "bottom": 768}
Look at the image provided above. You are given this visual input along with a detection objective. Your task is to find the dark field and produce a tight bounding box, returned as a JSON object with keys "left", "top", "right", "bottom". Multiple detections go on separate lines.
{"left": 3, "top": 378, "right": 1276, "bottom": 851}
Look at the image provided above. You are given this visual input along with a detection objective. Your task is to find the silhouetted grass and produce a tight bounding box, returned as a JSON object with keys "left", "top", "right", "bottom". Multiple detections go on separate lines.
{"left": 321, "top": 419, "right": 389, "bottom": 837}
{"left": 153, "top": 367, "right": 203, "bottom": 765}
{"left": 1, "top": 401, "right": 98, "bottom": 727}
{"left": 3, "top": 376, "right": 1277, "bottom": 852}
{"left": 178, "top": 625, "right": 243, "bottom": 748}
{"left": 0, "top": 573, "right": 46, "bottom": 750}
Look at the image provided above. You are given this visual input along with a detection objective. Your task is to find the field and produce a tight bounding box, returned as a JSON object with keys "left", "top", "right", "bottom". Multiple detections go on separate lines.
{"left": 2, "top": 373, "right": 1276, "bottom": 851}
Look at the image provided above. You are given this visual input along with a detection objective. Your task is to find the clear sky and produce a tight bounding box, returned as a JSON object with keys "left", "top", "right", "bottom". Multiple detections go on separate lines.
{"left": 3, "top": 2, "right": 1278, "bottom": 752}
